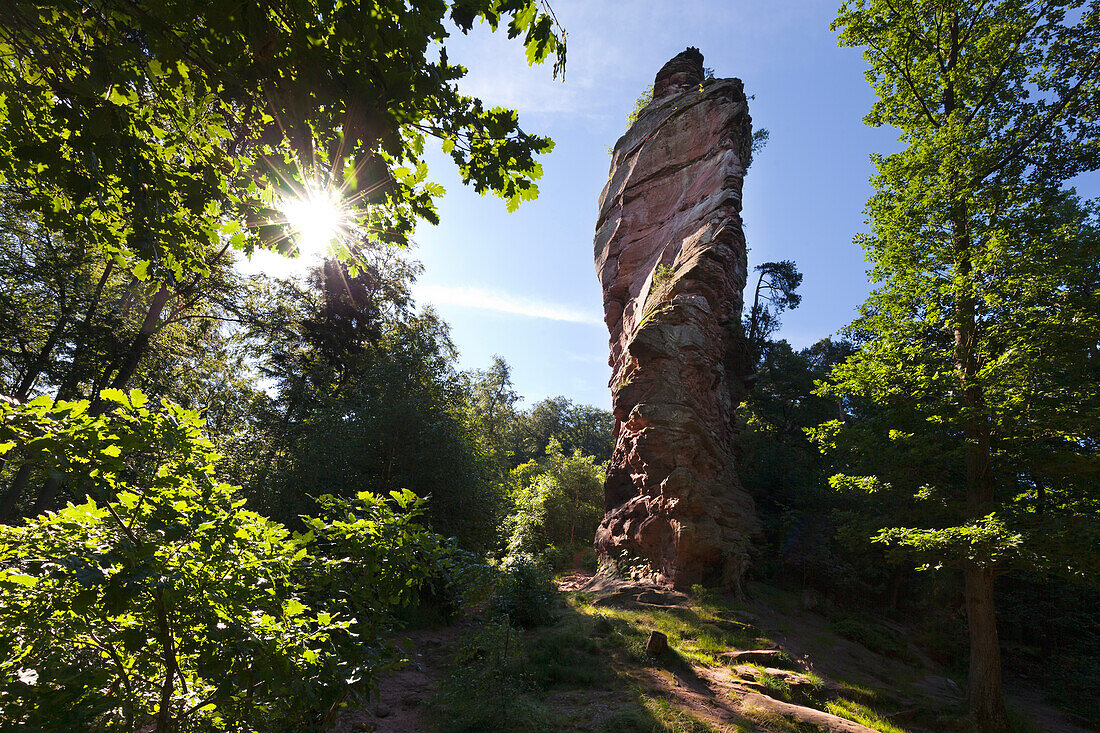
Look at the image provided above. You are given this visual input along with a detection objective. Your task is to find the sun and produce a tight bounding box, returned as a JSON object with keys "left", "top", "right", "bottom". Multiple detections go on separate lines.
{"left": 279, "top": 185, "right": 347, "bottom": 258}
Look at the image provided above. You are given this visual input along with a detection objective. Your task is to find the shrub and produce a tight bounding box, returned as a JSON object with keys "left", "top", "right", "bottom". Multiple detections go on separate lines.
{"left": 491, "top": 553, "right": 557, "bottom": 629}
{"left": 625, "top": 84, "right": 654, "bottom": 128}
{"left": 503, "top": 441, "right": 605, "bottom": 557}
{"left": 0, "top": 391, "right": 445, "bottom": 731}
{"left": 429, "top": 617, "right": 551, "bottom": 732}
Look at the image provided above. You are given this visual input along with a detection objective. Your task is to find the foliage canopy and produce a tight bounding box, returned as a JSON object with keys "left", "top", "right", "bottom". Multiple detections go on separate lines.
{"left": 0, "top": 0, "right": 566, "bottom": 285}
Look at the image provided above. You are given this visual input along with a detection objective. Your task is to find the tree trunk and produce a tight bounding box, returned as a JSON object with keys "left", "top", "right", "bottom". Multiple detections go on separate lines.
{"left": 953, "top": 198, "right": 1008, "bottom": 733}
{"left": 14, "top": 307, "right": 71, "bottom": 400}
{"left": 1, "top": 263, "right": 117, "bottom": 520}
{"left": 154, "top": 594, "right": 177, "bottom": 733}
{"left": 104, "top": 286, "right": 172, "bottom": 397}
{"left": 31, "top": 285, "right": 172, "bottom": 515}
{"left": 55, "top": 260, "right": 115, "bottom": 402}
{"left": 964, "top": 562, "right": 1007, "bottom": 732}
{"left": 0, "top": 462, "right": 34, "bottom": 521}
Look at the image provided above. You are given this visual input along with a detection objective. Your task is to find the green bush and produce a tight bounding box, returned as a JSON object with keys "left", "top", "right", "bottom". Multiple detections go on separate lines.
{"left": 491, "top": 553, "right": 557, "bottom": 629}
{"left": 503, "top": 440, "right": 605, "bottom": 557}
{"left": 0, "top": 391, "right": 445, "bottom": 732}
{"left": 429, "top": 617, "right": 552, "bottom": 732}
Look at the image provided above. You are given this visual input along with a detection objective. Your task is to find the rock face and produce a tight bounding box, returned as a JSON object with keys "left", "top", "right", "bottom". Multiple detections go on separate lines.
{"left": 593, "top": 48, "right": 759, "bottom": 591}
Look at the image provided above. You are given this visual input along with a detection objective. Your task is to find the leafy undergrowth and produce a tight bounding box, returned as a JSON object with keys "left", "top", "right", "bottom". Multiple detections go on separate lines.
{"left": 429, "top": 578, "right": 1056, "bottom": 733}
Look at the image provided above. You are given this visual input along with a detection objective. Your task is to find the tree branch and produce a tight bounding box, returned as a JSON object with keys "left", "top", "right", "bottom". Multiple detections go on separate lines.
{"left": 973, "top": 44, "right": 1100, "bottom": 185}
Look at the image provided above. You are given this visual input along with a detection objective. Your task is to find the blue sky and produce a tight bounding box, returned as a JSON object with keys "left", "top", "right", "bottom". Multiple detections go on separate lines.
{"left": 250, "top": 1, "right": 1098, "bottom": 409}
{"left": 409, "top": 0, "right": 900, "bottom": 409}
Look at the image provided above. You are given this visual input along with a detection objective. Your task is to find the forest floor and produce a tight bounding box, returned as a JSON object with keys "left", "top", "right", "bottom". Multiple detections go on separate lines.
{"left": 345, "top": 573, "right": 1093, "bottom": 733}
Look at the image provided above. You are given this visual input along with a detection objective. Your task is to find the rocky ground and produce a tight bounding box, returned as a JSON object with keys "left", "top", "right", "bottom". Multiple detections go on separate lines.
{"left": 340, "top": 573, "right": 1092, "bottom": 732}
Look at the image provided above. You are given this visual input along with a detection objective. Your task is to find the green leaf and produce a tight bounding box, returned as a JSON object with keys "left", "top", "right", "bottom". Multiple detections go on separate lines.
{"left": 99, "top": 388, "right": 128, "bottom": 405}
{"left": 1, "top": 571, "right": 38, "bottom": 586}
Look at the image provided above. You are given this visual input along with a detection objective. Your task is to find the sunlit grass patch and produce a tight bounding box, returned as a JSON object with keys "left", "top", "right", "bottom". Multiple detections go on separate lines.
{"left": 580, "top": 604, "right": 755, "bottom": 667}
{"left": 741, "top": 662, "right": 793, "bottom": 700}
{"left": 639, "top": 695, "right": 730, "bottom": 732}
{"left": 825, "top": 698, "right": 908, "bottom": 733}
{"left": 801, "top": 670, "right": 826, "bottom": 692}
{"left": 740, "top": 702, "right": 813, "bottom": 733}
{"left": 833, "top": 678, "right": 880, "bottom": 702}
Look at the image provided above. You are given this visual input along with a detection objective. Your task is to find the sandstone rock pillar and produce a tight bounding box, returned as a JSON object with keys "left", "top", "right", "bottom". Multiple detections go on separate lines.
{"left": 593, "top": 48, "right": 759, "bottom": 591}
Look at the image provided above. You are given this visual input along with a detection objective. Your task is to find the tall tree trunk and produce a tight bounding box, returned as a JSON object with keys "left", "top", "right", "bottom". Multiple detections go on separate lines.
{"left": 1, "top": 263, "right": 116, "bottom": 521}
{"left": 31, "top": 285, "right": 172, "bottom": 515}
{"left": 103, "top": 286, "right": 172, "bottom": 397}
{"left": 55, "top": 260, "right": 115, "bottom": 401}
{"left": 154, "top": 593, "right": 177, "bottom": 733}
{"left": 0, "top": 463, "right": 34, "bottom": 521}
{"left": 953, "top": 202, "right": 1008, "bottom": 733}
{"left": 964, "top": 562, "right": 1006, "bottom": 730}
{"left": 14, "top": 305, "right": 71, "bottom": 400}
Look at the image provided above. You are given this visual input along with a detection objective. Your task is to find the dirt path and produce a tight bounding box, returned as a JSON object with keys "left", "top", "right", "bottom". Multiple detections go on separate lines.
{"left": 328, "top": 625, "right": 460, "bottom": 733}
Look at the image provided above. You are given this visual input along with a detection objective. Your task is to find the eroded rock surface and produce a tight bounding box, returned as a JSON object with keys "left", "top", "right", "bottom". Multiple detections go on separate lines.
{"left": 593, "top": 48, "right": 759, "bottom": 591}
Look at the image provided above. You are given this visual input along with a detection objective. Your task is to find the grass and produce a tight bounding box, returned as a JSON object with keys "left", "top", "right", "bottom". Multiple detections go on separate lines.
{"left": 640, "top": 696, "right": 726, "bottom": 733}
{"left": 825, "top": 698, "right": 908, "bottom": 733}
{"left": 740, "top": 703, "right": 815, "bottom": 733}
{"left": 575, "top": 598, "right": 761, "bottom": 668}
{"left": 742, "top": 662, "right": 793, "bottom": 700}
{"left": 801, "top": 671, "right": 826, "bottom": 693}
{"left": 832, "top": 677, "right": 880, "bottom": 702}
{"left": 827, "top": 611, "right": 918, "bottom": 664}
{"left": 433, "top": 594, "right": 760, "bottom": 733}
{"left": 433, "top": 580, "right": 954, "bottom": 733}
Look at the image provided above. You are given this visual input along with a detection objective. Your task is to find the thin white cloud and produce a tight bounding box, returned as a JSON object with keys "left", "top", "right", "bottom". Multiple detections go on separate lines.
{"left": 416, "top": 284, "right": 603, "bottom": 326}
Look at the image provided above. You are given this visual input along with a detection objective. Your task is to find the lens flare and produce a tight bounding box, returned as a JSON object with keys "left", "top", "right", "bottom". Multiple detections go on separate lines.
{"left": 280, "top": 185, "right": 346, "bottom": 258}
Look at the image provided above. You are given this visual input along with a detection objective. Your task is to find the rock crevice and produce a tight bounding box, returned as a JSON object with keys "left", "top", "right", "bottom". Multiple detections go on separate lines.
{"left": 593, "top": 48, "right": 759, "bottom": 591}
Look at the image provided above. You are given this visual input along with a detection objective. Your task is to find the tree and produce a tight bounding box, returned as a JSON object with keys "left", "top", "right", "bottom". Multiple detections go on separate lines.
{"left": 233, "top": 254, "right": 498, "bottom": 548}
{"left": 0, "top": 187, "right": 252, "bottom": 518}
{"left": 829, "top": 2, "right": 1100, "bottom": 728}
{"left": 0, "top": 0, "right": 566, "bottom": 512}
{"left": 509, "top": 396, "right": 614, "bottom": 466}
{"left": 504, "top": 439, "right": 605, "bottom": 556}
{"left": 467, "top": 355, "right": 521, "bottom": 479}
{"left": 1, "top": 1, "right": 565, "bottom": 269}
{"left": 739, "top": 339, "right": 852, "bottom": 518}
{"left": 743, "top": 260, "right": 802, "bottom": 366}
